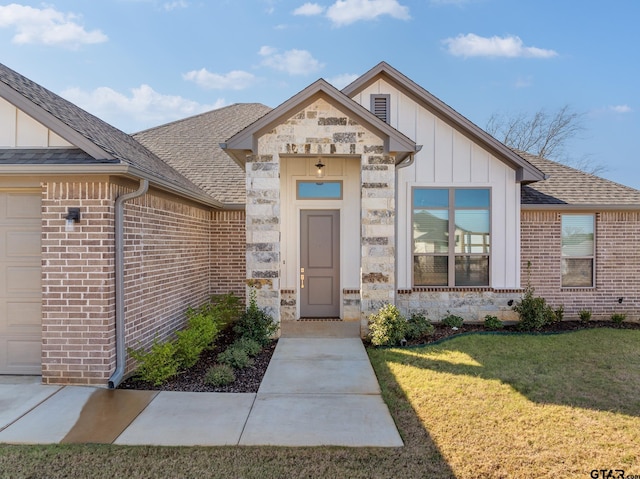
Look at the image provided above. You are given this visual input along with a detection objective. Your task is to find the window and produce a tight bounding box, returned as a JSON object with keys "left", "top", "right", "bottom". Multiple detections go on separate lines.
{"left": 413, "top": 188, "right": 490, "bottom": 287}
{"left": 297, "top": 181, "right": 342, "bottom": 199}
{"left": 370, "top": 94, "right": 390, "bottom": 123}
{"left": 561, "top": 214, "right": 594, "bottom": 287}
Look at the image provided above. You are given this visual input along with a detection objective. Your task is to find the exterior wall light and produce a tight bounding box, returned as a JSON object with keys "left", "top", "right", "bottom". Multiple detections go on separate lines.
{"left": 315, "top": 159, "right": 325, "bottom": 179}
{"left": 65, "top": 207, "right": 81, "bottom": 232}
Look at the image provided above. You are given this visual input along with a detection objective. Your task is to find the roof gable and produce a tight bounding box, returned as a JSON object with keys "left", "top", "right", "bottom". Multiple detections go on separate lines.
{"left": 0, "top": 62, "right": 215, "bottom": 205}
{"left": 343, "top": 62, "right": 545, "bottom": 183}
{"left": 223, "top": 78, "right": 418, "bottom": 167}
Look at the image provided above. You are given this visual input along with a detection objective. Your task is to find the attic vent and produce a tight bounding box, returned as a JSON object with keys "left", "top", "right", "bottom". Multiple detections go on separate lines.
{"left": 370, "top": 94, "right": 390, "bottom": 123}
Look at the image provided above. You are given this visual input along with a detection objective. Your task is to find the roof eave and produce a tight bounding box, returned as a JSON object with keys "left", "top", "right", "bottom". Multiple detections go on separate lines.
{"left": 0, "top": 163, "right": 223, "bottom": 209}
{"left": 521, "top": 203, "right": 640, "bottom": 211}
{"left": 0, "top": 80, "right": 115, "bottom": 161}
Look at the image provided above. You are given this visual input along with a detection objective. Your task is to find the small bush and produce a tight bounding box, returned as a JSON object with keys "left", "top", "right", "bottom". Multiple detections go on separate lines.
{"left": 217, "top": 347, "right": 254, "bottom": 369}
{"left": 405, "top": 312, "right": 434, "bottom": 340}
{"left": 232, "top": 337, "right": 263, "bottom": 357}
{"left": 553, "top": 305, "right": 564, "bottom": 323}
{"left": 234, "top": 289, "right": 278, "bottom": 346}
{"left": 441, "top": 313, "right": 464, "bottom": 329}
{"left": 484, "top": 315, "right": 504, "bottom": 331}
{"left": 204, "top": 364, "right": 236, "bottom": 387}
{"left": 611, "top": 313, "right": 626, "bottom": 325}
{"left": 513, "top": 286, "right": 555, "bottom": 331}
{"left": 129, "top": 339, "right": 179, "bottom": 386}
{"left": 368, "top": 304, "right": 407, "bottom": 346}
{"left": 209, "top": 293, "right": 242, "bottom": 329}
{"left": 579, "top": 309, "right": 592, "bottom": 324}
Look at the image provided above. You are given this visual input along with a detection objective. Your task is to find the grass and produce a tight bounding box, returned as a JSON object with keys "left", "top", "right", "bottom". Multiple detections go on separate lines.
{"left": 1, "top": 328, "right": 639, "bottom": 478}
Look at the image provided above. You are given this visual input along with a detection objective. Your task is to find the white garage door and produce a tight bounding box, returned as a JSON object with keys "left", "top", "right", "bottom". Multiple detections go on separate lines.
{"left": 0, "top": 190, "right": 42, "bottom": 375}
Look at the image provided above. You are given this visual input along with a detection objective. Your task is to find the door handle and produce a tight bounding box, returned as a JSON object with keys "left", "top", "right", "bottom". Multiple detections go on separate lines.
{"left": 300, "top": 274, "right": 305, "bottom": 289}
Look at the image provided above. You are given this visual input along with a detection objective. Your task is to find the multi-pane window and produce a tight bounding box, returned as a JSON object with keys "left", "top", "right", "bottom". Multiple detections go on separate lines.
{"left": 561, "top": 214, "right": 594, "bottom": 287}
{"left": 413, "top": 188, "right": 490, "bottom": 287}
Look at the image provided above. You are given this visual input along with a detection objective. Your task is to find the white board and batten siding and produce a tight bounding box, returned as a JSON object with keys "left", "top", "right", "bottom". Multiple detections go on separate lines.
{"left": 352, "top": 79, "right": 521, "bottom": 290}
{"left": 0, "top": 97, "right": 73, "bottom": 148}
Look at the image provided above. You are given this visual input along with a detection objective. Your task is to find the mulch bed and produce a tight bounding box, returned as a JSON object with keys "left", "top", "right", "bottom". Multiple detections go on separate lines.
{"left": 119, "top": 320, "right": 639, "bottom": 393}
{"left": 118, "top": 327, "right": 277, "bottom": 393}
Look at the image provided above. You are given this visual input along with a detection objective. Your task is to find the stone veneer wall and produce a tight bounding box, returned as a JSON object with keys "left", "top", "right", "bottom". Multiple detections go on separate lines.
{"left": 41, "top": 179, "right": 214, "bottom": 385}
{"left": 521, "top": 210, "right": 640, "bottom": 320}
{"left": 250, "top": 97, "right": 394, "bottom": 331}
{"left": 395, "top": 289, "right": 521, "bottom": 323}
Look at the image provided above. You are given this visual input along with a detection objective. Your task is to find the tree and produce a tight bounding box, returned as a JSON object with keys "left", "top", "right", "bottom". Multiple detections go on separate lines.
{"left": 486, "top": 105, "right": 606, "bottom": 175}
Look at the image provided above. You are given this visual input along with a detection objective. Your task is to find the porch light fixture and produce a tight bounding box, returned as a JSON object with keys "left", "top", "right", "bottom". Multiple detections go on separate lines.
{"left": 315, "top": 159, "right": 325, "bottom": 179}
{"left": 65, "top": 207, "right": 81, "bottom": 232}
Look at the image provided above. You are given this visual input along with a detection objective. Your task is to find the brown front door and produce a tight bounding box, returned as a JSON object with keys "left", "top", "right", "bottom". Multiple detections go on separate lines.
{"left": 300, "top": 210, "right": 340, "bottom": 318}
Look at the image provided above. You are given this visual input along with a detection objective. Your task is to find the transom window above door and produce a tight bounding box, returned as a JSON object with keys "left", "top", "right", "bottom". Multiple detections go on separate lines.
{"left": 413, "top": 188, "right": 491, "bottom": 287}
{"left": 297, "top": 181, "right": 343, "bottom": 200}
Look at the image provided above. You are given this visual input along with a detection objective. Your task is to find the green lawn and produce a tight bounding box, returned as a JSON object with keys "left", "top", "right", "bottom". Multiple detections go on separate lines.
{"left": 1, "top": 329, "right": 639, "bottom": 479}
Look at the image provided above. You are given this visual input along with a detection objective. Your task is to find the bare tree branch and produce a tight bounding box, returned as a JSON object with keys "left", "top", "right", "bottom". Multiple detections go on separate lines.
{"left": 486, "top": 105, "right": 606, "bottom": 175}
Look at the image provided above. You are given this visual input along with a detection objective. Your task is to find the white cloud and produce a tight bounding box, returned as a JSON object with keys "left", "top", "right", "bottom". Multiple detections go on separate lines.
{"left": 293, "top": 3, "right": 325, "bottom": 15}
{"left": 443, "top": 33, "right": 557, "bottom": 58}
{"left": 609, "top": 104, "right": 632, "bottom": 114}
{"left": 183, "top": 68, "right": 256, "bottom": 90}
{"left": 163, "top": 1, "right": 189, "bottom": 11}
{"left": 62, "top": 85, "right": 223, "bottom": 132}
{"left": 259, "top": 46, "right": 324, "bottom": 75}
{"left": 0, "top": 3, "right": 107, "bottom": 48}
{"left": 326, "top": 0, "right": 410, "bottom": 26}
{"left": 327, "top": 73, "right": 359, "bottom": 89}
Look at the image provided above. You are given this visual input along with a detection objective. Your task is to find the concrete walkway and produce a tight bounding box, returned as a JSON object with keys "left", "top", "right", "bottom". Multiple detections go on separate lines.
{"left": 0, "top": 323, "right": 403, "bottom": 447}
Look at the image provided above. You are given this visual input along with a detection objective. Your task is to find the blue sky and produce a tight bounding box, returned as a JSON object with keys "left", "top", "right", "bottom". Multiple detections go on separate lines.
{"left": 1, "top": 0, "right": 638, "bottom": 188}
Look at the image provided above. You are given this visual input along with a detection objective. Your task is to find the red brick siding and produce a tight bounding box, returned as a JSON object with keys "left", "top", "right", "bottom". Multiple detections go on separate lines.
{"left": 211, "top": 210, "right": 246, "bottom": 300}
{"left": 41, "top": 180, "right": 116, "bottom": 385}
{"left": 121, "top": 192, "right": 212, "bottom": 373}
{"left": 521, "top": 210, "right": 640, "bottom": 320}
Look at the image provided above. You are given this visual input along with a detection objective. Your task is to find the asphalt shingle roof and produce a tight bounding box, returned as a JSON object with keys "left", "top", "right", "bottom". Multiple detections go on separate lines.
{"left": 519, "top": 151, "right": 640, "bottom": 206}
{"left": 133, "top": 103, "right": 272, "bottom": 205}
{"left": 0, "top": 63, "right": 207, "bottom": 198}
{"left": 0, "top": 148, "right": 114, "bottom": 164}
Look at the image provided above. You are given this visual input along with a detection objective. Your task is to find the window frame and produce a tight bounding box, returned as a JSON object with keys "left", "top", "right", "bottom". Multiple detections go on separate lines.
{"left": 296, "top": 180, "right": 343, "bottom": 200}
{"left": 412, "top": 187, "right": 491, "bottom": 288}
{"left": 561, "top": 213, "right": 596, "bottom": 288}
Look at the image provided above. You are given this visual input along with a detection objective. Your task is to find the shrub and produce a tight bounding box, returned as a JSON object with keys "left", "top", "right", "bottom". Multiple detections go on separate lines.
{"left": 512, "top": 286, "right": 555, "bottom": 331}
{"left": 217, "top": 347, "right": 254, "bottom": 369}
{"left": 578, "top": 309, "right": 592, "bottom": 324}
{"left": 553, "top": 305, "right": 564, "bottom": 323}
{"left": 174, "top": 300, "right": 222, "bottom": 369}
{"left": 405, "top": 312, "right": 434, "bottom": 340}
{"left": 204, "top": 364, "right": 235, "bottom": 387}
{"left": 232, "top": 337, "right": 263, "bottom": 357}
{"left": 129, "top": 339, "right": 179, "bottom": 386}
{"left": 484, "top": 314, "right": 504, "bottom": 331}
{"left": 441, "top": 313, "right": 464, "bottom": 329}
{"left": 209, "top": 293, "right": 242, "bottom": 329}
{"left": 368, "top": 304, "right": 407, "bottom": 346}
{"left": 234, "top": 288, "right": 278, "bottom": 346}
{"left": 611, "top": 313, "right": 626, "bottom": 325}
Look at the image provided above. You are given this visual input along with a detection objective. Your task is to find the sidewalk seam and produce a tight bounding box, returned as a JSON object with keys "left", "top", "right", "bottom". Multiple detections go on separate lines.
{"left": 0, "top": 385, "right": 64, "bottom": 433}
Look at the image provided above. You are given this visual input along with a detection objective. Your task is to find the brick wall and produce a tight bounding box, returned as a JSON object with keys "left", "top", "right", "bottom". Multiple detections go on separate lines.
{"left": 41, "top": 180, "right": 116, "bottom": 385}
{"left": 521, "top": 210, "right": 640, "bottom": 320}
{"left": 121, "top": 191, "right": 212, "bottom": 373}
{"left": 211, "top": 210, "right": 246, "bottom": 299}
{"left": 41, "top": 179, "right": 215, "bottom": 385}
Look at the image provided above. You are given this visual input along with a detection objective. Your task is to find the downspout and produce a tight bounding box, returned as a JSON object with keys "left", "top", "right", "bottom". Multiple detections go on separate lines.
{"left": 394, "top": 151, "right": 419, "bottom": 303}
{"left": 108, "top": 178, "right": 149, "bottom": 389}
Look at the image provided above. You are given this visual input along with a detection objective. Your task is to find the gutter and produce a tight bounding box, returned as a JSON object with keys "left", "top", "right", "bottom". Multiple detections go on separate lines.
{"left": 108, "top": 178, "right": 149, "bottom": 389}
{"left": 394, "top": 152, "right": 418, "bottom": 301}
